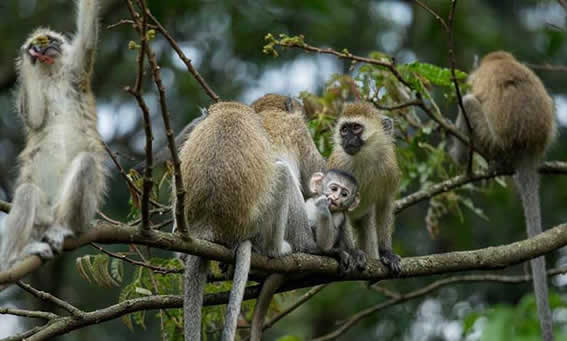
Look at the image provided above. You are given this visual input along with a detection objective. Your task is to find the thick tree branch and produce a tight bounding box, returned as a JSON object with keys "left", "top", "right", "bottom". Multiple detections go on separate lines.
{"left": 1, "top": 219, "right": 567, "bottom": 286}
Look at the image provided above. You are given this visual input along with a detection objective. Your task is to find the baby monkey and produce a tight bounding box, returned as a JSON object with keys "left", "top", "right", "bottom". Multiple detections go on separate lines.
{"left": 307, "top": 169, "right": 366, "bottom": 273}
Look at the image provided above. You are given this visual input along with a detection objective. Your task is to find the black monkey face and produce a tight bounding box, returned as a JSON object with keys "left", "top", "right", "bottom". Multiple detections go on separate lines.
{"left": 339, "top": 122, "right": 365, "bottom": 155}
{"left": 26, "top": 35, "right": 63, "bottom": 65}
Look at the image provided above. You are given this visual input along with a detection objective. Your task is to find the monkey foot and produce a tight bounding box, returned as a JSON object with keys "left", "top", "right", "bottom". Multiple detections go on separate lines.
{"left": 380, "top": 250, "right": 401, "bottom": 274}
{"left": 351, "top": 249, "right": 368, "bottom": 271}
{"left": 43, "top": 225, "right": 73, "bottom": 255}
{"left": 337, "top": 250, "right": 356, "bottom": 275}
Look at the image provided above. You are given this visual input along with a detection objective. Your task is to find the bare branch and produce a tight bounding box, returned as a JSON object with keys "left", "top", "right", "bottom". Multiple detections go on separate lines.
{"left": 0, "top": 218, "right": 566, "bottom": 286}
{"left": 525, "top": 63, "right": 567, "bottom": 72}
{"left": 91, "top": 243, "right": 182, "bottom": 274}
{"left": 413, "top": 0, "right": 448, "bottom": 31}
{"left": 16, "top": 281, "right": 86, "bottom": 318}
{"left": 0, "top": 307, "right": 58, "bottom": 320}
{"left": 144, "top": 30, "right": 188, "bottom": 236}
{"left": 312, "top": 266, "right": 567, "bottom": 341}
{"left": 145, "top": 10, "right": 220, "bottom": 102}
{"left": 124, "top": 0, "right": 153, "bottom": 233}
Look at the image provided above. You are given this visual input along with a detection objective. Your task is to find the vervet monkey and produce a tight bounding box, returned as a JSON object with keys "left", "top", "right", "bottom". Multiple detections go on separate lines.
{"left": 250, "top": 169, "right": 366, "bottom": 341}
{"left": 250, "top": 93, "right": 304, "bottom": 117}
{"left": 306, "top": 169, "right": 366, "bottom": 270}
{"left": 0, "top": 0, "right": 106, "bottom": 269}
{"left": 179, "top": 102, "right": 315, "bottom": 341}
{"left": 328, "top": 102, "right": 401, "bottom": 273}
{"left": 449, "top": 51, "right": 556, "bottom": 341}
{"left": 136, "top": 93, "right": 303, "bottom": 171}
{"left": 253, "top": 94, "right": 327, "bottom": 198}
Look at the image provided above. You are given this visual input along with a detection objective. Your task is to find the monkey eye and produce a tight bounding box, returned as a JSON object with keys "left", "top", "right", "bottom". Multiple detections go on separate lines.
{"left": 352, "top": 124, "right": 363, "bottom": 134}
{"left": 340, "top": 126, "right": 348, "bottom": 136}
{"left": 330, "top": 185, "right": 338, "bottom": 192}
{"left": 341, "top": 191, "right": 348, "bottom": 197}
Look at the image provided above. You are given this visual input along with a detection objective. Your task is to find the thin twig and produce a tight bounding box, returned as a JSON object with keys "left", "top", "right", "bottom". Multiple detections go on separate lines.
{"left": 0, "top": 307, "right": 58, "bottom": 320}
{"left": 16, "top": 281, "right": 86, "bottom": 318}
{"left": 145, "top": 10, "right": 220, "bottom": 102}
{"left": 124, "top": 0, "right": 153, "bottom": 233}
{"left": 446, "top": 0, "right": 474, "bottom": 173}
{"left": 107, "top": 19, "right": 157, "bottom": 30}
{"left": 413, "top": 0, "right": 448, "bottom": 31}
{"left": 263, "top": 284, "right": 326, "bottom": 329}
{"left": 91, "top": 243, "right": 182, "bottom": 274}
{"left": 143, "top": 24, "right": 188, "bottom": 236}
{"left": 312, "top": 266, "right": 567, "bottom": 341}
{"left": 103, "top": 142, "right": 168, "bottom": 210}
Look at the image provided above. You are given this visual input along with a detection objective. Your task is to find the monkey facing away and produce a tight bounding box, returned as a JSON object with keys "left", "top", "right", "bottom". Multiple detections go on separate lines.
{"left": 0, "top": 0, "right": 106, "bottom": 270}
{"left": 249, "top": 169, "right": 366, "bottom": 341}
{"left": 328, "top": 102, "right": 401, "bottom": 273}
{"left": 178, "top": 101, "right": 319, "bottom": 341}
{"left": 449, "top": 51, "right": 556, "bottom": 341}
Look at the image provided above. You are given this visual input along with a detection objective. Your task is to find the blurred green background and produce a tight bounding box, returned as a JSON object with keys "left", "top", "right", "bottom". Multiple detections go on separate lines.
{"left": 1, "top": 0, "right": 567, "bottom": 340}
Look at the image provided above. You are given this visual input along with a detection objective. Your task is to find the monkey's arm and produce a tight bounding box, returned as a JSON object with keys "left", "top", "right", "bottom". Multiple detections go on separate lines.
{"left": 449, "top": 94, "right": 488, "bottom": 165}
{"left": 306, "top": 196, "right": 336, "bottom": 251}
{"left": 70, "top": 0, "right": 99, "bottom": 77}
{"left": 17, "top": 88, "right": 46, "bottom": 130}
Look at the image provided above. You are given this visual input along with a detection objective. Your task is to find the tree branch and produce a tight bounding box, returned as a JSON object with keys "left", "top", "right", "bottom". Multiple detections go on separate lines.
{"left": 0, "top": 218, "right": 566, "bottom": 287}
{"left": 312, "top": 266, "right": 567, "bottom": 341}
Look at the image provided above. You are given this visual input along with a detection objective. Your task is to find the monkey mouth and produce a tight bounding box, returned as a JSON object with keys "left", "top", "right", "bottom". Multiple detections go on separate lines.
{"left": 27, "top": 45, "right": 61, "bottom": 65}
{"left": 343, "top": 145, "right": 361, "bottom": 155}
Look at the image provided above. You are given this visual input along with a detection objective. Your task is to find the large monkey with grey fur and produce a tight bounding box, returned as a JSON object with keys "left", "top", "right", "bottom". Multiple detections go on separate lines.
{"left": 0, "top": 0, "right": 106, "bottom": 270}
{"left": 450, "top": 51, "right": 556, "bottom": 341}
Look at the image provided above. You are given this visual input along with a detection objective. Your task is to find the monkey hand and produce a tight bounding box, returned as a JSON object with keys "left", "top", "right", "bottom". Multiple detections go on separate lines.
{"left": 380, "top": 249, "right": 401, "bottom": 274}
{"left": 350, "top": 249, "right": 367, "bottom": 271}
{"left": 314, "top": 195, "right": 331, "bottom": 217}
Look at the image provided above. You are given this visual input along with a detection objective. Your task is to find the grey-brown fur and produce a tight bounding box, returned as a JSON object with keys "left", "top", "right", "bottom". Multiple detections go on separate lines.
{"left": 328, "top": 102, "right": 401, "bottom": 272}
{"left": 449, "top": 51, "right": 556, "bottom": 341}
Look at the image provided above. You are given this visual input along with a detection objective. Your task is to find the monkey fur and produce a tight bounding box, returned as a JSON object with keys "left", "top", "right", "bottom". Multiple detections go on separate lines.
{"left": 328, "top": 102, "right": 401, "bottom": 273}
{"left": 178, "top": 101, "right": 321, "bottom": 341}
{"left": 450, "top": 51, "right": 556, "bottom": 341}
{"left": 0, "top": 0, "right": 106, "bottom": 270}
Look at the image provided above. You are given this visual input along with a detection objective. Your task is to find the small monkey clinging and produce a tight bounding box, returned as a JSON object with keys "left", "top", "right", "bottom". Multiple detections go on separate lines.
{"left": 0, "top": 0, "right": 106, "bottom": 269}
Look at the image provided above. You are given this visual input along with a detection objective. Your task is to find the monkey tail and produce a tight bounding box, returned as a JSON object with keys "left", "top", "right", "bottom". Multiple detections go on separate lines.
{"left": 183, "top": 255, "right": 209, "bottom": 341}
{"left": 513, "top": 163, "right": 554, "bottom": 341}
{"left": 250, "top": 273, "right": 286, "bottom": 341}
{"left": 221, "top": 240, "right": 252, "bottom": 341}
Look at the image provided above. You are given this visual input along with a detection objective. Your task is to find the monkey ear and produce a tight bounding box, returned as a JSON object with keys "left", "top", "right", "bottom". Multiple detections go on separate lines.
{"left": 349, "top": 193, "right": 360, "bottom": 211}
{"left": 382, "top": 117, "right": 394, "bottom": 136}
{"left": 309, "top": 172, "right": 325, "bottom": 194}
{"left": 199, "top": 107, "right": 209, "bottom": 117}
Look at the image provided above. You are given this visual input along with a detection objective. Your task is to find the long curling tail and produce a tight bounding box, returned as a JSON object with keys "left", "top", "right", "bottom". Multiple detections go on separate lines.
{"left": 221, "top": 240, "right": 252, "bottom": 341}
{"left": 183, "top": 255, "right": 208, "bottom": 341}
{"left": 514, "top": 164, "right": 554, "bottom": 341}
{"left": 250, "top": 274, "right": 286, "bottom": 341}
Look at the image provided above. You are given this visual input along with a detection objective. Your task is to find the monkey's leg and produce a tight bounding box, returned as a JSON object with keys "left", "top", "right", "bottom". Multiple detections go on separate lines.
{"left": 47, "top": 152, "right": 101, "bottom": 252}
{"left": 221, "top": 240, "right": 252, "bottom": 341}
{"left": 184, "top": 255, "right": 209, "bottom": 341}
{"left": 340, "top": 218, "right": 367, "bottom": 271}
{"left": 0, "top": 184, "right": 53, "bottom": 269}
{"left": 358, "top": 208, "right": 379, "bottom": 260}
{"left": 375, "top": 199, "right": 401, "bottom": 274}
{"left": 250, "top": 273, "right": 285, "bottom": 341}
